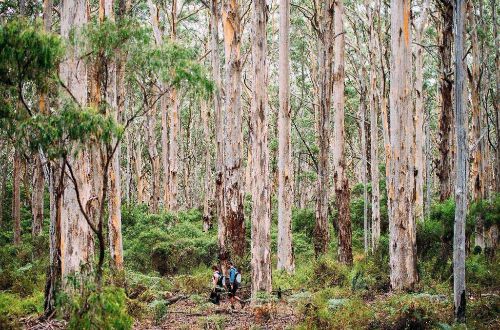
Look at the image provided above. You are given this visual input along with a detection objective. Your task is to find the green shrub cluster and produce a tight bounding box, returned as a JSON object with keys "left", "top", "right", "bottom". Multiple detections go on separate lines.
{"left": 62, "top": 286, "right": 133, "bottom": 330}
{"left": 123, "top": 206, "right": 217, "bottom": 275}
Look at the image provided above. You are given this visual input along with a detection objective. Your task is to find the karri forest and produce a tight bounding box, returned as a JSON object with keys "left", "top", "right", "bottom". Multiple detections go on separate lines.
{"left": 0, "top": 0, "right": 499, "bottom": 329}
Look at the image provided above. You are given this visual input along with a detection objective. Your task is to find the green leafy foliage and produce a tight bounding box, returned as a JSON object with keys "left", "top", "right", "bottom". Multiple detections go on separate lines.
{"left": 123, "top": 206, "right": 217, "bottom": 275}
{"left": 64, "top": 285, "right": 132, "bottom": 330}
{"left": 0, "top": 18, "right": 63, "bottom": 89}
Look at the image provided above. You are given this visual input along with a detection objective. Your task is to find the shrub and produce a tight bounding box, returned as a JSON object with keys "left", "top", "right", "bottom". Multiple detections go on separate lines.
{"left": 65, "top": 286, "right": 133, "bottom": 330}
{"left": 372, "top": 294, "right": 452, "bottom": 330}
{"left": 310, "top": 256, "right": 349, "bottom": 289}
{"left": 292, "top": 208, "right": 315, "bottom": 240}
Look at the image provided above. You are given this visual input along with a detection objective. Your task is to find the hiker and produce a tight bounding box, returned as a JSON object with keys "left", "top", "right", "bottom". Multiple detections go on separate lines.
{"left": 210, "top": 265, "right": 223, "bottom": 305}
{"left": 227, "top": 261, "right": 245, "bottom": 309}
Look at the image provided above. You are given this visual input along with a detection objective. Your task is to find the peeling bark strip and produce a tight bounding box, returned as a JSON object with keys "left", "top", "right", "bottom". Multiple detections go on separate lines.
{"left": 277, "top": 0, "right": 294, "bottom": 273}
{"left": 453, "top": 0, "right": 466, "bottom": 322}
{"left": 332, "top": 0, "right": 352, "bottom": 265}
{"left": 60, "top": 0, "right": 94, "bottom": 281}
{"left": 314, "top": 0, "right": 334, "bottom": 257}
{"left": 222, "top": 0, "right": 245, "bottom": 260}
{"left": 388, "top": 0, "right": 417, "bottom": 291}
{"left": 250, "top": 0, "right": 272, "bottom": 298}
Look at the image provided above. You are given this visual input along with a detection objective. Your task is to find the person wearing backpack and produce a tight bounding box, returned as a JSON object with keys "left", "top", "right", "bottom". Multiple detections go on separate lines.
{"left": 210, "top": 265, "right": 223, "bottom": 305}
{"left": 227, "top": 261, "right": 245, "bottom": 309}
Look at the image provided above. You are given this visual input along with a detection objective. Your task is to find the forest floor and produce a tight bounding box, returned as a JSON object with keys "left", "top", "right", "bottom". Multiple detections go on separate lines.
{"left": 134, "top": 292, "right": 300, "bottom": 330}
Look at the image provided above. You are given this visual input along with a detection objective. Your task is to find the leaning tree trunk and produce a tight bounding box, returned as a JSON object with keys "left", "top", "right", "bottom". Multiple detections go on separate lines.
{"left": 32, "top": 156, "right": 44, "bottom": 237}
{"left": 437, "top": 0, "right": 454, "bottom": 202}
{"left": 314, "top": 0, "right": 334, "bottom": 257}
{"left": 250, "top": 0, "right": 272, "bottom": 298}
{"left": 277, "top": 0, "right": 295, "bottom": 273}
{"left": 59, "top": 0, "right": 94, "bottom": 283}
{"left": 222, "top": 0, "right": 245, "bottom": 260}
{"left": 332, "top": 0, "right": 352, "bottom": 264}
{"left": 453, "top": 0, "right": 466, "bottom": 322}
{"left": 388, "top": 0, "right": 417, "bottom": 291}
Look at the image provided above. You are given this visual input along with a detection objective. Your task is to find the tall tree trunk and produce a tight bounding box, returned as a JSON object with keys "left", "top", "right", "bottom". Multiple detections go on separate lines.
{"left": 333, "top": 0, "right": 352, "bottom": 264}
{"left": 453, "top": 0, "right": 466, "bottom": 322}
{"left": 250, "top": 0, "right": 272, "bottom": 298}
{"left": 0, "top": 151, "right": 5, "bottom": 228}
{"left": 437, "top": 0, "right": 454, "bottom": 202}
{"left": 314, "top": 1, "right": 334, "bottom": 257}
{"left": 168, "top": 1, "right": 180, "bottom": 212}
{"left": 32, "top": 0, "right": 53, "bottom": 238}
{"left": 201, "top": 99, "right": 213, "bottom": 232}
{"left": 60, "top": 0, "right": 94, "bottom": 282}
{"left": 134, "top": 135, "right": 146, "bottom": 204}
{"left": 494, "top": 0, "right": 500, "bottom": 194}
{"left": 277, "top": 0, "right": 294, "bottom": 273}
{"left": 211, "top": 0, "right": 228, "bottom": 266}
{"left": 13, "top": 150, "right": 21, "bottom": 245}
{"left": 388, "top": 0, "right": 417, "bottom": 291}
{"left": 413, "top": 0, "right": 430, "bottom": 223}
{"left": 222, "top": 0, "right": 245, "bottom": 260}
{"left": 359, "top": 78, "right": 369, "bottom": 254}
{"left": 468, "top": 1, "right": 485, "bottom": 250}
{"left": 367, "top": 1, "right": 380, "bottom": 250}
{"left": 106, "top": 0, "right": 124, "bottom": 273}
{"left": 32, "top": 156, "right": 44, "bottom": 237}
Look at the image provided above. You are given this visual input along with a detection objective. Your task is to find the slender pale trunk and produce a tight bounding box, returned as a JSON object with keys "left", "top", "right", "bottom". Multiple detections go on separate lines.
{"left": 211, "top": 0, "right": 227, "bottom": 266}
{"left": 32, "top": 0, "right": 53, "bottom": 238}
{"left": 388, "top": 0, "right": 417, "bottom": 291}
{"left": 453, "top": 0, "right": 466, "bottom": 322}
{"left": 413, "top": 0, "right": 429, "bottom": 223}
{"left": 134, "top": 135, "right": 146, "bottom": 204}
{"left": 60, "top": 0, "right": 94, "bottom": 280}
{"left": 168, "top": 1, "right": 180, "bottom": 212}
{"left": 222, "top": 0, "right": 245, "bottom": 260}
{"left": 425, "top": 107, "right": 432, "bottom": 218}
{"left": 332, "top": 0, "right": 352, "bottom": 264}
{"left": 367, "top": 2, "right": 380, "bottom": 250}
{"left": 104, "top": 1, "right": 124, "bottom": 273}
{"left": 378, "top": 0, "right": 391, "bottom": 223}
{"left": 250, "top": 0, "right": 272, "bottom": 298}
{"left": 314, "top": 1, "right": 334, "bottom": 257}
{"left": 437, "top": 1, "right": 454, "bottom": 202}
{"left": 202, "top": 99, "right": 212, "bottom": 232}
{"left": 359, "top": 79, "right": 369, "bottom": 254}
{"left": 277, "top": 0, "right": 294, "bottom": 273}
{"left": 32, "top": 156, "right": 44, "bottom": 237}
{"left": 125, "top": 128, "right": 131, "bottom": 204}
{"left": 13, "top": 151, "right": 21, "bottom": 245}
